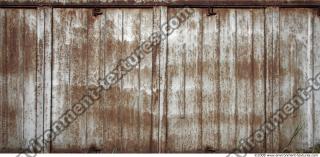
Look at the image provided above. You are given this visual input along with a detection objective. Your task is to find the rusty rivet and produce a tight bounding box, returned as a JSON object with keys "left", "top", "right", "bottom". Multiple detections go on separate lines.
{"left": 93, "top": 8, "right": 103, "bottom": 17}
{"left": 205, "top": 146, "right": 216, "bottom": 152}
{"left": 207, "top": 8, "right": 216, "bottom": 16}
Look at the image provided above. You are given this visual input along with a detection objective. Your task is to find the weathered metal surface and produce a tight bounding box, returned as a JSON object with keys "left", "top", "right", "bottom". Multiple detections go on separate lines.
{"left": 0, "top": 0, "right": 320, "bottom": 8}
{"left": 314, "top": 8, "right": 320, "bottom": 149}
{"left": 51, "top": 8, "right": 160, "bottom": 152}
{"left": 0, "top": 8, "right": 52, "bottom": 152}
{"left": 0, "top": 7, "right": 320, "bottom": 153}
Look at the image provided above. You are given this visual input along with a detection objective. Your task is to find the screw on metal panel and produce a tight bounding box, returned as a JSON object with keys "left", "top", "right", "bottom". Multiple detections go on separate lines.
{"left": 93, "top": 8, "right": 103, "bottom": 16}
{"left": 207, "top": 7, "right": 216, "bottom": 16}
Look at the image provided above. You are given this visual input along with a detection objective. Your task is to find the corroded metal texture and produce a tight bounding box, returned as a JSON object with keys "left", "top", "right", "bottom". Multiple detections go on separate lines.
{"left": 0, "top": 8, "right": 52, "bottom": 153}
{"left": 0, "top": 7, "right": 320, "bottom": 153}
{"left": 0, "top": 0, "right": 320, "bottom": 8}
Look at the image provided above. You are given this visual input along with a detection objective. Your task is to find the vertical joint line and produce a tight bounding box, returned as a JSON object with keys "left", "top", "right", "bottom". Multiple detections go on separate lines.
{"left": 263, "top": 8, "right": 267, "bottom": 152}
{"left": 182, "top": 44, "right": 186, "bottom": 119}
{"left": 234, "top": 9, "right": 239, "bottom": 146}
{"left": 49, "top": 7, "right": 54, "bottom": 152}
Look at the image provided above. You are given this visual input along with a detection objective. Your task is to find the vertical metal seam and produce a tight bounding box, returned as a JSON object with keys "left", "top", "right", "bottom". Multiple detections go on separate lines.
{"left": 149, "top": 6, "right": 155, "bottom": 152}
{"left": 120, "top": 8, "right": 124, "bottom": 152}
{"left": 101, "top": 8, "right": 106, "bottom": 151}
{"left": 234, "top": 8, "right": 238, "bottom": 148}
{"left": 41, "top": 7, "right": 46, "bottom": 153}
{"left": 137, "top": 8, "right": 141, "bottom": 152}
{"left": 164, "top": 7, "right": 169, "bottom": 152}
{"left": 250, "top": 9, "right": 255, "bottom": 150}
{"left": 217, "top": 9, "right": 221, "bottom": 150}
{"left": 157, "top": 7, "right": 162, "bottom": 153}
{"left": 277, "top": 7, "right": 281, "bottom": 151}
{"left": 157, "top": 7, "right": 161, "bottom": 152}
{"left": 199, "top": 8, "right": 204, "bottom": 151}
{"left": 263, "top": 7, "right": 267, "bottom": 152}
{"left": 21, "top": 9, "right": 25, "bottom": 148}
{"left": 85, "top": 8, "right": 89, "bottom": 149}
{"left": 311, "top": 8, "right": 315, "bottom": 152}
{"left": 271, "top": 7, "right": 276, "bottom": 152}
{"left": 67, "top": 10, "right": 72, "bottom": 151}
{"left": 49, "top": 7, "right": 54, "bottom": 152}
{"left": 308, "top": 9, "right": 315, "bottom": 149}
{"left": 182, "top": 44, "right": 186, "bottom": 119}
{"left": 34, "top": 8, "right": 39, "bottom": 150}
{"left": 3, "top": 9, "right": 8, "bottom": 151}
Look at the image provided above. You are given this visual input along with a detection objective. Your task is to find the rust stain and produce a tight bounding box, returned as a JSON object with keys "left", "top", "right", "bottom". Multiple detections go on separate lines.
{"left": 1, "top": 0, "right": 319, "bottom": 8}
{"left": 0, "top": 7, "right": 319, "bottom": 153}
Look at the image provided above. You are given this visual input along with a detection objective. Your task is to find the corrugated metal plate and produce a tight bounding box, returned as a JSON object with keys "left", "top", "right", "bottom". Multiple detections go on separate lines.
{"left": 51, "top": 8, "right": 158, "bottom": 152}
{"left": 0, "top": 7, "right": 320, "bottom": 153}
{"left": 0, "top": 8, "right": 51, "bottom": 152}
{"left": 165, "top": 8, "right": 319, "bottom": 153}
{"left": 0, "top": 0, "right": 320, "bottom": 7}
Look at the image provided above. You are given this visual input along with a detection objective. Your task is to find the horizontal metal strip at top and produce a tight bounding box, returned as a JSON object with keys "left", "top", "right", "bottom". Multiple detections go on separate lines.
{"left": 0, "top": 0, "right": 320, "bottom": 8}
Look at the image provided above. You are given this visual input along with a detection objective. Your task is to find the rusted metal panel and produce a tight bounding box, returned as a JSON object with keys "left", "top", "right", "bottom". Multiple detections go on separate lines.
{"left": 0, "top": 8, "right": 5, "bottom": 151}
{"left": 158, "top": 6, "right": 168, "bottom": 153}
{"left": 0, "top": 8, "right": 50, "bottom": 152}
{"left": 138, "top": 8, "right": 155, "bottom": 152}
{"left": 51, "top": 8, "right": 88, "bottom": 152}
{"left": 6, "top": 9, "right": 25, "bottom": 152}
{"left": 150, "top": 7, "right": 161, "bottom": 152}
{"left": 163, "top": 8, "right": 320, "bottom": 153}
{"left": 121, "top": 9, "right": 142, "bottom": 152}
{"left": 1, "top": 0, "right": 320, "bottom": 8}
{"left": 101, "top": 9, "right": 123, "bottom": 152}
{"left": 51, "top": 8, "right": 158, "bottom": 153}
{"left": 236, "top": 9, "right": 255, "bottom": 152}
{"left": 201, "top": 7, "right": 220, "bottom": 152}
{"left": 217, "top": 9, "right": 237, "bottom": 152}
{"left": 265, "top": 7, "right": 280, "bottom": 152}
{"left": 85, "top": 6, "right": 104, "bottom": 153}
{"left": 40, "top": 7, "right": 53, "bottom": 153}
{"left": 278, "top": 8, "right": 314, "bottom": 152}
{"left": 314, "top": 9, "right": 320, "bottom": 148}
{"left": 251, "top": 9, "right": 266, "bottom": 152}
{"left": 0, "top": 7, "right": 320, "bottom": 153}
{"left": 166, "top": 8, "right": 203, "bottom": 152}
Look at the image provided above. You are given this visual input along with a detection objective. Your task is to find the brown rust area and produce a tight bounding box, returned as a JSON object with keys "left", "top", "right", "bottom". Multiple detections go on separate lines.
{"left": 6, "top": 11, "right": 20, "bottom": 75}
{"left": 99, "top": 84, "right": 154, "bottom": 152}
{"left": 167, "top": 111, "right": 264, "bottom": 126}
{"left": 1, "top": 9, "right": 36, "bottom": 76}
{"left": 234, "top": 58, "right": 302, "bottom": 80}
{"left": 1, "top": 7, "right": 318, "bottom": 153}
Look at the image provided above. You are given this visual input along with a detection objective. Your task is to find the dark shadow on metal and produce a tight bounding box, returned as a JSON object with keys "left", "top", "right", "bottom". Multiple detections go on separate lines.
{"left": 92, "top": 8, "right": 103, "bottom": 16}
{"left": 207, "top": 7, "right": 216, "bottom": 16}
